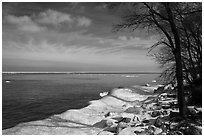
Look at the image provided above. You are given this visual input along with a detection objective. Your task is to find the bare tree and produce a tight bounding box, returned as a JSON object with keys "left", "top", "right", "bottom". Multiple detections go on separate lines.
{"left": 114, "top": 2, "right": 201, "bottom": 117}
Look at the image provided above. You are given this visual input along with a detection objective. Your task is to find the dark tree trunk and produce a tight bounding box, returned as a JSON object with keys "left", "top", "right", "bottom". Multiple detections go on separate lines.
{"left": 164, "top": 3, "right": 187, "bottom": 117}
{"left": 174, "top": 50, "right": 186, "bottom": 117}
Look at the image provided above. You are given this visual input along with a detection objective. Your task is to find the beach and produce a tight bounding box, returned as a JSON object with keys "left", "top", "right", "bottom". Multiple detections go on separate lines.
{"left": 2, "top": 73, "right": 159, "bottom": 129}
{"left": 3, "top": 84, "right": 202, "bottom": 135}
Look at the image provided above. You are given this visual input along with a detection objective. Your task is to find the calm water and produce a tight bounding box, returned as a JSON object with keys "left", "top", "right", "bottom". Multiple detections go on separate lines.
{"left": 2, "top": 73, "right": 159, "bottom": 129}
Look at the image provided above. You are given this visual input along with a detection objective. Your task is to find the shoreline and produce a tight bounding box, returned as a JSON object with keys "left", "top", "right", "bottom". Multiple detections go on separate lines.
{"left": 2, "top": 84, "right": 202, "bottom": 135}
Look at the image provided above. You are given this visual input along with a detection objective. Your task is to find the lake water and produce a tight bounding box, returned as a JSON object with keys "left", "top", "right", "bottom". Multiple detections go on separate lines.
{"left": 2, "top": 73, "right": 159, "bottom": 129}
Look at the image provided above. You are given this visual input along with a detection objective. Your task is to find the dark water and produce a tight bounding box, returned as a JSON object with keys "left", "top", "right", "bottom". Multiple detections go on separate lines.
{"left": 2, "top": 73, "right": 159, "bottom": 129}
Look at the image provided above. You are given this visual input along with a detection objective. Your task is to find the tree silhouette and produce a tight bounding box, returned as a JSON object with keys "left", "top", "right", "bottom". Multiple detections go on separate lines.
{"left": 114, "top": 2, "right": 201, "bottom": 117}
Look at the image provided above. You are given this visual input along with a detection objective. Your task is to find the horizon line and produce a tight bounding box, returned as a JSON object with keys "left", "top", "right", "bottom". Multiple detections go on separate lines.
{"left": 2, "top": 71, "right": 162, "bottom": 74}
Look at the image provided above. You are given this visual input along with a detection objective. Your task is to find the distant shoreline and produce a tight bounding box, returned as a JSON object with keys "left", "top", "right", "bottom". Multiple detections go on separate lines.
{"left": 2, "top": 72, "right": 161, "bottom": 75}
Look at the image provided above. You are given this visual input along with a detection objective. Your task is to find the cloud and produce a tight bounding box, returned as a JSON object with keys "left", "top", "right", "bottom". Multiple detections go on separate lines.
{"left": 36, "top": 9, "right": 91, "bottom": 27}
{"left": 77, "top": 16, "right": 91, "bottom": 27}
{"left": 4, "top": 9, "right": 92, "bottom": 33}
{"left": 36, "top": 9, "right": 73, "bottom": 25}
{"left": 4, "top": 15, "right": 46, "bottom": 32}
{"left": 118, "top": 36, "right": 127, "bottom": 41}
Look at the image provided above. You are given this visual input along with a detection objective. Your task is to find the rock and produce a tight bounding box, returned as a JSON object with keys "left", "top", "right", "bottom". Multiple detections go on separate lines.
{"left": 116, "top": 122, "right": 129, "bottom": 134}
{"left": 93, "top": 120, "right": 107, "bottom": 128}
{"left": 106, "top": 120, "right": 114, "bottom": 127}
{"left": 161, "top": 104, "right": 171, "bottom": 109}
{"left": 167, "top": 94, "right": 176, "bottom": 98}
{"left": 144, "top": 103, "right": 162, "bottom": 111}
{"left": 147, "top": 125, "right": 155, "bottom": 135}
{"left": 118, "top": 127, "right": 136, "bottom": 135}
{"left": 146, "top": 125, "right": 162, "bottom": 135}
{"left": 103, "top": 126, "right": 117, "bottom": 133}
{"left": 142, "top": 119, "right": 149, "bottom": 124}
{"left": 169, "top": 111, "right": 183, "bottom": 122}
{"left": 151, "top": 110, "right": 162, "bottom": 117}
{"left": 162, "top": 110, "right": 168, "bottom": 115}
{"left": 118, "top": 117, "right": 131, "bottom": 123}
{"left": 154, "top": 117, "right": 163, "bottom": 128}
{"left": 93, "top": 119, "right": 116, "bottom": 128}
{"left": 180, "top": 125, "right": 202, "bottom": 135}
{"left": 154, "top": 126, "right": 163, "bottom": 134}
{"left": 134, "top": 126, "right": 147, "bottom": 132}
{"left": 125, "top": 107, "right": 141, "bottom": 114}
{"left": 169, "top": 111, "right": 180, "bottom": 118}
{"left": 120, "top": 113, "right": 135, "bottom": 121}
{"left": 105, "top": 112, "right": 118, "bottom": 117}
{"left": 111, "top": 88, "right": 149, "bottom": 102}
{"left": 169, "top": 122, "right": 178, "bottom": 130}
{"left": 105, "top": 112, "right": 111, "bottom": 117}
{"left": 187, "top": 106, "right": 200, "bottom": 115}
{"left": 167, "top": 131, "right": 183, "bottom": 135}
{"left": 160, "top": 123, "right": 168, "bottom": 132}
{"left": 117, "top": 122, "right": 128, "bottom": 129}
{"left": 98, "top": 131, "right": 114, "bottom": 135}
{"left": 134, "top": 126, "right": 152, "bottom": 135}
{"left": 141, "top": 104, "right": 147, "bottom": 109}
{"left": 111, "top": 116, "right": 123, "bottom": 122}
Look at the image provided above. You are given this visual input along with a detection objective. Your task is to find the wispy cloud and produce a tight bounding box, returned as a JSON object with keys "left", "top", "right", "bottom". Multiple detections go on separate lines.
{"left": 4, "top": 15, "right": 46, "bottom": 32}
{"left": 76, "top": 16, "right": 91, "bottom": 27}
{"left": 2, "top": 2, "right": 160, "bottom": 72}
{"left": 3, "top": 9, "right": 92, "bottom": 33}
{"left": 36, "top": 9, "right": 73, "bottom": 25}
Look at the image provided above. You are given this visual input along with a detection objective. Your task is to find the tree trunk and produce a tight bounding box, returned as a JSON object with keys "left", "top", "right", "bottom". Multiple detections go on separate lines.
{"left": 164, "top": 3, "right": 187, "bottom": 117}
{"left": 174, "top": 50, "right": 186, "bottom": 117}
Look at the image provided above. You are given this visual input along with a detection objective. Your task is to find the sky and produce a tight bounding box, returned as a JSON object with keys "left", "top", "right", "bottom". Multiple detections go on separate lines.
{"left": 2, "top": 2, "right": 161, "bottom": 72}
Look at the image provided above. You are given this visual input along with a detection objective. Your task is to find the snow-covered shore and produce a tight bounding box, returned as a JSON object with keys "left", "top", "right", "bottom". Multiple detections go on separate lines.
{"left": 2, "top": 85, "right": 202, "bottom": 135}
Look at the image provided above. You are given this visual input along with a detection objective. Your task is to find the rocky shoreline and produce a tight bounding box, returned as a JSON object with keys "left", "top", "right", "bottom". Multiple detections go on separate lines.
{"left": 2, "top": 85, "right": 202, "bottom": 135}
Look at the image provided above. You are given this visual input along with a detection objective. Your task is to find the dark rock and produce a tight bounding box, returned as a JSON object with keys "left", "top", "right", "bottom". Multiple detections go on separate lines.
{"left": 169, "top": 111, "right": 180, "bottom": 119}
{"left": 170, "top": 119, "right": 202, "bottom": 135}
{"left": 103, "top": 126, "right": 117, "bottom": 133}
{"left": 154, "top": 117, "right": 164, "bottom": 128}
{"left": 191, "top": 78, "right": 202, "bottom": 106}
{"left": 167, "top": 94, "right": 177, "bottom": 98}
{"left": 160, "top": 123, "right": 168, "bottom": 132}
{"left": 118, "top": 117, "right": 131, "bottom": 123}
{"left": 106, "top": 120, "right": 114, "bottom": 127}
{"left": 134, "top": 129, "right": 150, "bottom": 135}
{"left": 134, "top": 130, "right": 142, "bottom": 135}
{"left": 93, "top": 120, "right": 107, "bottom": 128}
{"left": 167, "top": 131, "right": 183, "bottom": 135}
{"left": 147, "top": 126, "right": 155, "bottom": 135}
{"left": 141, "top": 104, "right": 147, "bottom": 109}
{"left": 182, "top": 125, "right": 202, "bottom": 135}
{"left": 176, "top": 122, "right": 202, "bottom": 135}
{"left": 93, "top": 119, "right": 116, "bottom": 128}
{"left": 105, "top": 112, "right": 111, "bottom": 117}
{"left": 162, "top": 110, "right": 168, "bottom": 115}
{"left": 125, "top": 107, "right": 141, "bottom": 114}
{"left": 161, "top": 104, "right": 171, "bottom": 109}
{"left": 137, "top": 123, "right": 145, "bottom": 127}
{"left": 154, "top": 86, "right": 165, "bottom": 94}
{"left": 169, "top": 111, "right": 183, "bottom": 122}
{"left": 116, "top": 122, "right": 128, "bottom": 134}
{"left": 142, "top": 119, "right": 149, "bottom": 123}
{"left": 112, "top": 117, "right": 123, "bottom": 122}
{"left": 151, "top": 110, "right": 162, "bottom": 117}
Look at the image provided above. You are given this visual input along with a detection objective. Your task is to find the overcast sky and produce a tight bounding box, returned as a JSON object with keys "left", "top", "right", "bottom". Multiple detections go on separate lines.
{"left": 2, "top": 2, "right": 161, "bottom": 72}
